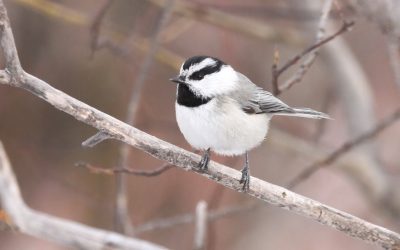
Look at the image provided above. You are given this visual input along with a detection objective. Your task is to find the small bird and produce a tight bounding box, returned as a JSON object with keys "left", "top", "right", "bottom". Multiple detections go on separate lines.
{"left": 170, "top": 56, "right": 329, "bottom": 190}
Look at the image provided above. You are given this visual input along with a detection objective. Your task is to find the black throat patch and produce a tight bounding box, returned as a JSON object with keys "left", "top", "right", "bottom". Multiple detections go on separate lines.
{"left": 177, "top": 84, "right": 212, "bottom": 107}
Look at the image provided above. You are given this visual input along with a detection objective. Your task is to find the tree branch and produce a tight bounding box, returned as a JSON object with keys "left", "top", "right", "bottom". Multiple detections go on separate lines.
{"left": 147, "top": 0, "right": 303, "bottom": 45}
{"left": 272, "top": 18, "right": 354, "bottom": 95}
{"left": 193, "top": 201, "right": 208, "bottom": 250}
{"left": 14, "top": 0, "right": 184, "bottom": 70}
{"left": 112, "top": 0, "right": 175, "bottom": 234}
{"left": 277, "top": 0, "right": 333, "bottom": 94}
{"left": 0, "top": 1, "right": 399, "bottom": 249}
{"left": 0, "top": 141, "right": 167, "bottom": 250}
{"left": 135, "top": 202, "right": 255, "bottom": 234}
{"left": 89, "top": 0, "right": 115, "bottom": 56}
{"left": 76, "top": 162, "right": 174, "bottom": 177}
{"left": 287, "top": 107, "right": 400, "bottom": 188}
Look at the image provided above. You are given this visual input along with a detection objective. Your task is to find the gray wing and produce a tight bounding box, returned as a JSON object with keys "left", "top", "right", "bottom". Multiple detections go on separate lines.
{"left": 233, "top": 72, "right": 294, "bottom": 115}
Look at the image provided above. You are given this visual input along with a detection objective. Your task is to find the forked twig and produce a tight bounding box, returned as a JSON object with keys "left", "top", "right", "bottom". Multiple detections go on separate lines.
{"left": 272, "top": 21, "right": 354, "bottom": 95}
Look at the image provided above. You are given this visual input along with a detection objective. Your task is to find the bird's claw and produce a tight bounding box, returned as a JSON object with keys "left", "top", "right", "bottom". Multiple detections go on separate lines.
{"left": 239, "top": 167, "right": 250, "bottom": 191}
{"left": 197, "top": 149, "right": 210, "bottom": 171}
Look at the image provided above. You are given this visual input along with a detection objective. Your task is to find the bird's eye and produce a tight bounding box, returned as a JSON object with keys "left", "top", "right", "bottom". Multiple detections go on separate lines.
{"left": 191, "top": 71, "right": 204, "bottom": 80}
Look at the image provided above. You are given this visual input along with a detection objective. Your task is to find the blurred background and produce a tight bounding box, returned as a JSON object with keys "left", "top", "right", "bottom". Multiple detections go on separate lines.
{"left": 0, "top": 0, "right": 399, "bottom": 249}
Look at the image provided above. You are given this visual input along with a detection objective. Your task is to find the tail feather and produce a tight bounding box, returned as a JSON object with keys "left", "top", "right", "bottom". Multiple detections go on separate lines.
{"left": 275, "top": 107, "right": 331, "bottom": 119}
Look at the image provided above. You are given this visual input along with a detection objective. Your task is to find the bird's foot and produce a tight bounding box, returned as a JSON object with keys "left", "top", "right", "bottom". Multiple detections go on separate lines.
{"left": 197, "top": 148, "right": 210, "bottom": 171}
{"left": 239, "top": 166, "right": 250, "bottom": 191}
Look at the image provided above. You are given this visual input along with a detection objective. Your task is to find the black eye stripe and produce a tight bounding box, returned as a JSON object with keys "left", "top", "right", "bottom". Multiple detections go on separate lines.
{"left": 189, "top": 66, "right": 217, "bottom": 80}
{"left": 189, "top": 63, "right": 225, "bottom": 80}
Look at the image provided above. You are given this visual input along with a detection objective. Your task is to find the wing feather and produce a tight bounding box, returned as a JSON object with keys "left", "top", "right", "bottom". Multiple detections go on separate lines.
{"left": 234, "top": 72, "right": 294, "bottom": 115}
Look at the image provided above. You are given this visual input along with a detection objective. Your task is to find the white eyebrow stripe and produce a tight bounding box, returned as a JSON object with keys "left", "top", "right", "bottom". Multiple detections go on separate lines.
{"left": 188, "top": 58, "right": 216, "bottom": 75}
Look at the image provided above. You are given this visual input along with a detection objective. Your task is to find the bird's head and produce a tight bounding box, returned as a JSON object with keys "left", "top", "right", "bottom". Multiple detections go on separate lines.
{"left": 170, "top": 56, "right": 238, "bottom": 98}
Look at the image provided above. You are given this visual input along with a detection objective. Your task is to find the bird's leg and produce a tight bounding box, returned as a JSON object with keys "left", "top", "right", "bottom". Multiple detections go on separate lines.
{"left": 197, "top": 148, "right": 211, "bottom": 171}
{"left": 239, "top": 152, "right": 250, "bottom": 191}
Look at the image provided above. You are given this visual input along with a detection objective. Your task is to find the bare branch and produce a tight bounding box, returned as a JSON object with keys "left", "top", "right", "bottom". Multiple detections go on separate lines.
{"left": 288, "top": 107, "right": 400, "bottom": 189}
{"left": 271, "top": 47, "right": 280, "bottom": 96}
{"left": 0, "top": 141, "right": 167, "bottom": 250}
{"left": 277, "top": 22, "right": 354, "bottom": 77}
{"left": 90, "top": 0, "right": 115, "bottom": 56}
{"left": 272, "top": 20, "right": 354, "bottom": 95}
{"left": 387, "top": 40, "right": 400, "bottom": 90}
{"left": 0, "top": 1, "right": 22, "bottom": 76}
{"left": 279, "top": 0, "right": 333, "bottom": 93}
{"left": 3, "top": 70, "right": 399, "bottom": 250}
{"left": 0, "top": 2, "right": 400, "bottom": 248}
{"left": 82, "top": 131, "right": 112, "bottom": 147}
{"left": 14, "top": 0, "right": 184, "bottom": 70}
{"left": 76, "top": 162, "right": 174, "bottom": 177}
{"left": 147, "top": 0, "right": 303, "bottom": 44}
{"left": 113, "top": 0, "right": 176, "bottom": 235}
{"left": 135, "top": 202, "right": 256, "bottom": 234}
{"left": 193, "top": 201, "right": 208, "bottom": 250}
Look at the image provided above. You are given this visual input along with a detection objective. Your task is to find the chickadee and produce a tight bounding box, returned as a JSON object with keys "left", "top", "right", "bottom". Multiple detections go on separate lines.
{"left": 170, "top": 56, "right": 329, "bottom": 190}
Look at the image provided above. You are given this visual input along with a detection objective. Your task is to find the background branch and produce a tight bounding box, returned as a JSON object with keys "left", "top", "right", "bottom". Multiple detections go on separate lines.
{"left": 288, "top": 107, "right": 400, "bottom": 188}
{"left": 193, "top": 201, "right": 208, "bottom": 250}
{"left": 0, "top": 2, "right": 399, "bottom": 248}
{"left": 76, "top": 162, "right": 173, "bottom": 177}
{"left": 0, "top": 141, "right": 167, "bottom": 250}
{"left": 272, "top": 20, "right": 354, "bottom": 95}
{"left": 112, "top": 0, "right": 176, "bottom": 235}
{"left": 147, "top": 0, "right": 303, "bottom": 44}
{"left": 89, "top": 0, "right": 115, "bottom": 56}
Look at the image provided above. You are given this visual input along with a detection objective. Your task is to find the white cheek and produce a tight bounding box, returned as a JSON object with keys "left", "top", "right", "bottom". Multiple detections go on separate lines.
{"left": 190, "top": 67, "right": 238, "bottom": 97}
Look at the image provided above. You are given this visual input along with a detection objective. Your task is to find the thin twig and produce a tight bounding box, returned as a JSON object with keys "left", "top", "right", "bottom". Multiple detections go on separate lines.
{"left": 135, "top": 202, "right": 256, "bottom": 234}
{"left": 88, "top": 0, "right": 133, "bottom": 235}
{"left": 113, "top": 0, "right": 176, "bottom": 235}
{"left": 1, "top": 2, "right": 400, "bottom": 248}
{"left": 277, "top": 21, "right": 354, "bottom": 77}
{"left": 14, "top": 0, "right": 184, "bottom": 70}
{"left": 0, "top": 141, "right": 166, "bottom": 250}
{"left": 82, "top": 131, "right": 112, "bottom": 147}
{"left": 75, "top": 162, "right": 174, "bottom": 177}
{"left": 288, "top": 107, "right": 400, "bottom": 189}
{"left": 272, "top": 20, "right": 354, "bottom": 95}
{"left": 387, "top": 40, "right": 400, "bottom": 90}
{"left": 147, "top": 0, "right": 303, "bottom": 44}
{"left": 271, "top": 47, "right": 280, "bottom": 96}
{"left": 279, "top": 0, "right": 333, "bottom": 93}
{"left": 89, "top": 0, "right": 115, "bottom": 56}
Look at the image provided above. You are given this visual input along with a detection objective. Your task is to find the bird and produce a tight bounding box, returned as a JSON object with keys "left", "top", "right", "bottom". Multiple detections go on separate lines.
{"left": 170, "top": 56, "right": 329, "bottom": 191}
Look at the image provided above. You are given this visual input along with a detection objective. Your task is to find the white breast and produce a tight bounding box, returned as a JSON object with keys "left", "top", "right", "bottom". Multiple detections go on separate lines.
{"left": 175, "top": 98, "right": 270, "bottom": 156}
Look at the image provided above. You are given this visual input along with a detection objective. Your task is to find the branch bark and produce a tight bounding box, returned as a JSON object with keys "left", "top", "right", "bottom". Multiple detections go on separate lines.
{"left": 0, "top": 1, "right": 400, "bottom": 249}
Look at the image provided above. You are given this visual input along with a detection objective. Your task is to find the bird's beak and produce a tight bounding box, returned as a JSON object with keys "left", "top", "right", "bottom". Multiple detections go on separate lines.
{"left": 169, "top": 76, "right": 186, "bottom": 84}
